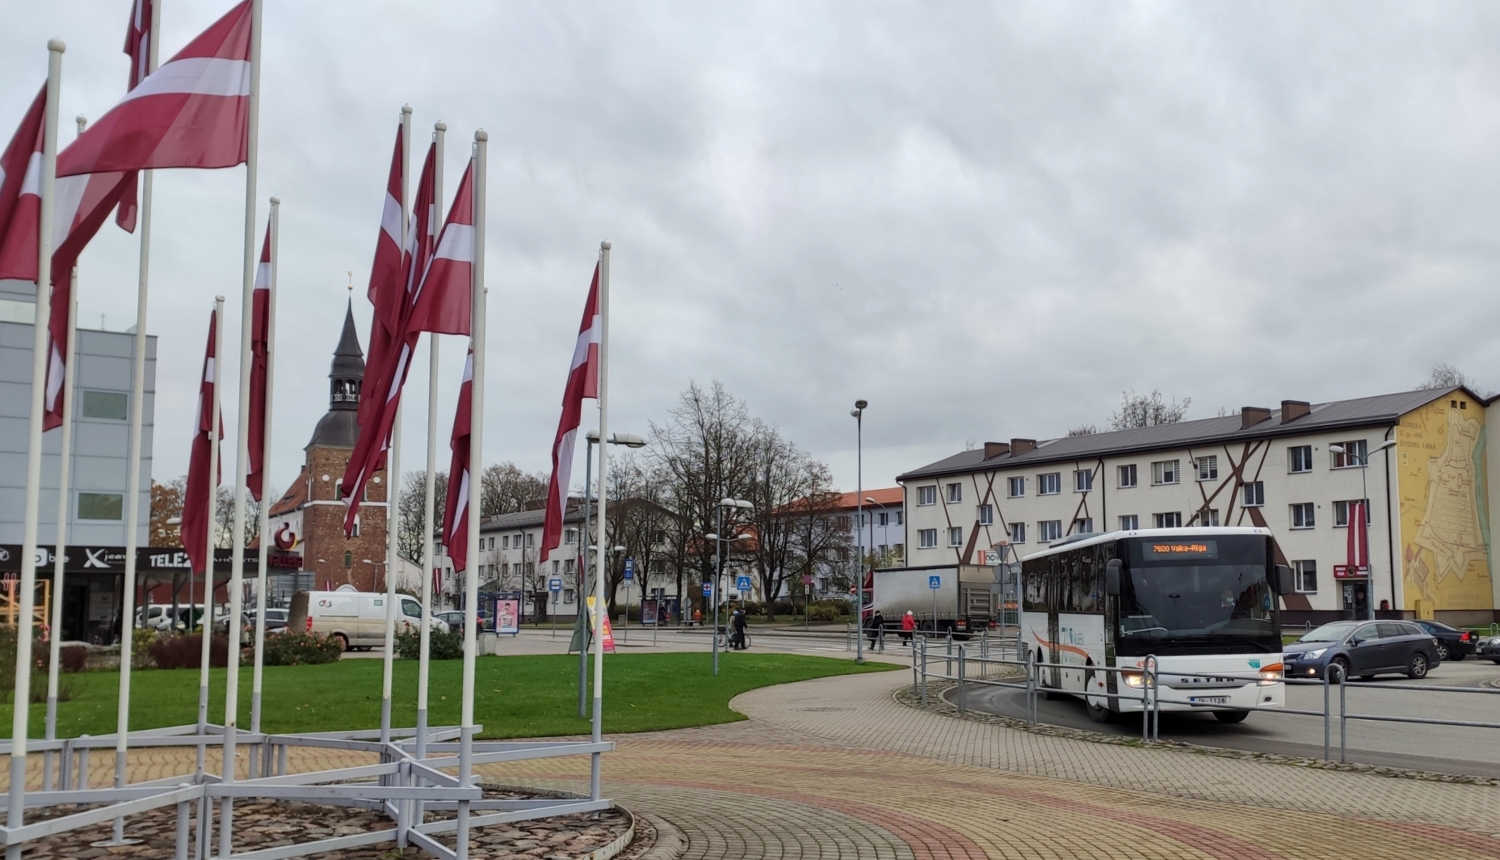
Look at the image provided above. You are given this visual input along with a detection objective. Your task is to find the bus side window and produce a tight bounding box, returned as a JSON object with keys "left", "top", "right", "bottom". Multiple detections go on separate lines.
{"left": 1077, "top": 555, "right": 1095, "bottom": 613}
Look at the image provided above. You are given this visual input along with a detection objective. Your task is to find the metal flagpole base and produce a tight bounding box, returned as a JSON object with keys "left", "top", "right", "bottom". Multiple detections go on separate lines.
{"left": 414, "top": 709, "right": 428, "bottom": 759}
{"left": 380, "top": 698, "right": 392, "bottom": 745}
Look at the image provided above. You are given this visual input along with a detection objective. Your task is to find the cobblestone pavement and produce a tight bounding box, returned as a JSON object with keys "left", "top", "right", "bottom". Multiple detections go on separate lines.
{"left": 9, "top": 668, "right": 1500, "bottom": 859}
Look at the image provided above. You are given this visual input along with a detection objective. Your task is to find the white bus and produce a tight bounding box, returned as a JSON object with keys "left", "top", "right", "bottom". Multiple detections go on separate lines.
{"left": 1020, "top": 527, "right": 1292, "bottom": 724}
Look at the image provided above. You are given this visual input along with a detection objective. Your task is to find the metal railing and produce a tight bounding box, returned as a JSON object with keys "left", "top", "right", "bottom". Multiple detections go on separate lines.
{"left": 911, "top": 637, "right": 1500, "bottom": 764}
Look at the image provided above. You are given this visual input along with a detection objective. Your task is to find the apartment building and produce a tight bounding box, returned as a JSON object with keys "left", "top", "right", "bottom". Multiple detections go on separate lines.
{"left": 898, "top": 387, "right": 1498, "bottom": 626}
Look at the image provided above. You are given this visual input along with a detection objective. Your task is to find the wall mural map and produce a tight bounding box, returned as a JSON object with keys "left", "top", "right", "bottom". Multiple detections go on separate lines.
{"left": 1398, "top": 394, "right": 1491, "bottom": 610}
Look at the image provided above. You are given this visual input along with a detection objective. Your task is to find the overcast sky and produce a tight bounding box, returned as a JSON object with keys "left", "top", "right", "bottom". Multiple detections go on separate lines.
{"left": 5, "top": 1, "right": 1500, "bottom": 499}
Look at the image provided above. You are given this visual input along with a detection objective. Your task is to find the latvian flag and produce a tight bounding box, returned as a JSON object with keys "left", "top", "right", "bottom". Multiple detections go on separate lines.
{"left": 443, "top": 348, "right": 475, "bottom": 574}
{"left": 539, "top": 266, "right": 601, "bottom": 562}
{"left": 181, "top": 308, "right": 224, "bottom": 575}
{"left": 246, "top": 220, "right": 271, "bottom": 501}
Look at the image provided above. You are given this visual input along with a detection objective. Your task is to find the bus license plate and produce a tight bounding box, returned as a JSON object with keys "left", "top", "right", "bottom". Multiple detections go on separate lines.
{"left": 1190, "top": 696, "right": 1228, "bottom": 705}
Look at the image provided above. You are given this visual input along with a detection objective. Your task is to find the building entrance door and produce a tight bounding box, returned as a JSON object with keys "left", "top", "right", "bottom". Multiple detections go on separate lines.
{"left": 1341, "top": 580, "right": 1369, "bottom": 620}
{"left": 62, "top": 583, "right": 88, "bottom": 642}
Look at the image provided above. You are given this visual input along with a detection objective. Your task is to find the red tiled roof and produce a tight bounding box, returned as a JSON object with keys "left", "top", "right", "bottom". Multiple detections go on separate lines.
{"left": 831, "top": 487, "right": 902, "bottom": 511}
{"left": 268, "top": 466, "right": 309, "bottom": 517}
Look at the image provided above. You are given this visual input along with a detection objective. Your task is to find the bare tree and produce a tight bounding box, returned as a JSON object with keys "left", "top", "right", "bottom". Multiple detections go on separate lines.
{"left": 212, "top": 487, "right": 261, "bottom": 548}
{"left": 601, "top": 454, "right": 681, "bottom": 610}
{"left": 396, "top": 469, "right": 448, "bottom": 565}
{"left": 1419, "top": 363, "right": 1488, "bottom": 395}
{"left": 741, "top": 432, "right": 840, "bottom": 620}
{"left": 151, "top": 478, "right": 185, "bottom": 547}
{"left": 1109, "top": 389, "right": 1191, "bottom": 430}
{"left": 480, "top": 462, "right": 548, "bottom": 517}
{"left": 1066, "top": 424, "right": 1098, "bottom": 437}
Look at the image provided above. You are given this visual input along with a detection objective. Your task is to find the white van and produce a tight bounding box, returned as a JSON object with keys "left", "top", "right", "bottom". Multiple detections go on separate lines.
{"left": 288, "top": 589, "right": 448, "bottom": 651}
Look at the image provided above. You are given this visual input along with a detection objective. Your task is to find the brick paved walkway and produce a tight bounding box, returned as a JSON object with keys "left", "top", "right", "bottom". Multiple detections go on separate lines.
{"left": 9, "top": 668, "right": 1500, "bottom": 858}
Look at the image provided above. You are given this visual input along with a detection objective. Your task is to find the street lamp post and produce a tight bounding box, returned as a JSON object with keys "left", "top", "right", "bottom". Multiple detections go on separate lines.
{"left": 710, "top": 498, "right": 753, "bottom": 676}
{"left": 1330, "top": 440, "right": 1397, "bottom": 621}
{"left": 576, "top": 431, "right": 646, "bottom": 718}
{"left": 851, "top": 400, "right": 867, "bottom": 665}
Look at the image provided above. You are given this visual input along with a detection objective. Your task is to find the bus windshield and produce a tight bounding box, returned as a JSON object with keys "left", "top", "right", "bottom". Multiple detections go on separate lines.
{"left": 1116, "top": 536, "right": 1278, "bottom": 656}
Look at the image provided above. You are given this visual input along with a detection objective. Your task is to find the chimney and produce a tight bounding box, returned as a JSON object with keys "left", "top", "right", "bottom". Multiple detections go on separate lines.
{"left": 1009, "top": 438, "right": 1037, "bottom": 456}
{"left": 983, "top": 441, "right": 1010, "bottom": 459}
{"left": 1241, "top": 406, "right": 1271, "bottom": 428}
{"left": 1280, "top": 400, "right": 1311, "bottom": 424}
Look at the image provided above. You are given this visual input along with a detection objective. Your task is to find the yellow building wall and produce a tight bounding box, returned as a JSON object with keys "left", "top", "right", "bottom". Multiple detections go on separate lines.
{"left": 1396, "top": 393, "right": 1492, "bottom": 611}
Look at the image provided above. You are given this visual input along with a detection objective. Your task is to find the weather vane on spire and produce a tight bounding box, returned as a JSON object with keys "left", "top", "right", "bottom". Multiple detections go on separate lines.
{"left": 347, "top": 271, "right": 354, "bottom": 293}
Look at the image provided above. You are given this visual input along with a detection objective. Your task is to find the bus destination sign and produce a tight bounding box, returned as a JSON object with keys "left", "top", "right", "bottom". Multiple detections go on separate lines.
{"left": 1142, "top": 540, "right": 1218, "bottom": 560}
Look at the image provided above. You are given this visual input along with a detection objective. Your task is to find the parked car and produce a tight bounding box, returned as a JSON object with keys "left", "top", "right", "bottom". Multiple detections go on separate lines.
{"left": 1477, "top": 633, "right": 1500, "bottom": 664}
{"left": 1410, "top": 620, "right": 1473, "bottom": 662}
{"left": 1283, "top": 620, "right": 1442, "bottom": 680}
{"left": 215, "top": 609, "right": 290, "bottom": 646}
{"left": 288, "top": 589, "right": 450, "bottom": 651}
{"left": 435, "top": 609, "right": 492, "bottom": 633}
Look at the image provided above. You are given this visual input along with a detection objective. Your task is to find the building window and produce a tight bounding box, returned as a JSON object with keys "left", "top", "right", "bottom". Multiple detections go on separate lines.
{"left": 893, "top": 542, "right": 904, "bottom": 556}
{"left": 1243, "top": 482, "right": 1265, "bottom": 507}
{"left": 1117, "top": 464, "right": 1137, "bottom": 488}
{"left": 1331, "top": 440, "right": 1367, "bottom": 469}
{"left": 1196, "top": 455, "right": 1218, "bottom": 481}
{"left": 501, "top": 563, "right": 509, "bottom": 578}
{"left": 81, "top": 390, "right": 128, "bottom": 420}
{"left": 1290, "top": 502, "right": 1315, "bottom": 529}
{"left": 526, "top": 533, "right": 535, "bottom": 547}
{"left": 919, "top": 529, "right": 938, "bottom": 549}
{"left": 948, "top": 526, "right": 963, "bottom": 547}
{"left": 351, "top": 516, "right": 360, "bottom": 538}
{"left": 1197, "top": 508, "right": 1220, "bottom": 527}
{"left": 1289, "top": 445, "right": 1313, "bottom": 473}
{"left": 946, "top": 483, "right": 963, "bottom": 503}
{"left": 837, "top": 515, "right": 851, "bottom": 530}
{"left": 978, "top": 504, "right": 994, "bottom": 526}
{"left": 1008, "top": 476, "right": 1024, "bottom": 498}
{"left": 502, "top": 535, "right": 510, "bottom": 549}
{"left": 1072, "top": 517, "right": 1093, "bottom": 534}
{"left": 344, "top": 551, "right": 353, "bottom": 568}
{"left": 77, "top": 492, "right": 124, "bottom": 521}
{"left": 1334, "top": 499, "right": 1370, "bottom": 527}
{"left": 563, "top": 588, "right": 576, "bottom": 604}
{"left": 1038, "top": 520, "right": 1063, "bottom": 543}
{"left": 1074, "top": 470, "right": 1093, "bottom": 492}
{"left": 1151, "top": 460, "right": 1179, "bottom": 485}
{"left": 552, "top": 560, "right": 560, "bottom": 574}
{"left": 878, "top": 512, "right": 889, "bottom": 527}
{"left": 565, "top": 529, "right": 577, "bottom": 545}
{"left": 1152, "top": 512, "right": 1182, "bottom": 529}
{"left": 1293, "top": 560, "right": 1317, "bottom": 594}
{"left": 1038, "top": 473, "right": 1061, "bottom": 495}
{"left": 564, "top": 559, "right": 575, "bottom": 575}
{"left": 1119, "top": 515, "right": 1138, "bottom": 531}
{"left": 894, "top": 511, "right": 903, "bottom": 526}
{"left": 917, "top": 485, "right": 937, "bottom": 506}
{"left": 1010, "top": 522, "right": 1026, "bottom": 544}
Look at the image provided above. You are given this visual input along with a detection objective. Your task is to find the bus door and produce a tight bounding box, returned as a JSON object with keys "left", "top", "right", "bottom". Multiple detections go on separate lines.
{"left": 1046, "top": 556, "right": 1061, "bottom": 688}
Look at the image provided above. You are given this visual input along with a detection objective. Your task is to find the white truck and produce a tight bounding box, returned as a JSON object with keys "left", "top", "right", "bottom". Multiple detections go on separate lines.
{"left": 869, "top": 564, "right": 997, "bottom": 636}
{"left": 288, "top": 588, "right": 448, "bottom": 651}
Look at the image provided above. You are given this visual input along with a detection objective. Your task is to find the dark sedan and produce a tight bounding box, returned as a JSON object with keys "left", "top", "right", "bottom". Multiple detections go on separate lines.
{"left": 1283, "top": 620, "right": 1441, "bottom": 681}
{"left": 1410, "top": 620, "right": 1473, "bottom": 662}
{"left": 1477, "top": 634, "right": 1500, "bottom": 664}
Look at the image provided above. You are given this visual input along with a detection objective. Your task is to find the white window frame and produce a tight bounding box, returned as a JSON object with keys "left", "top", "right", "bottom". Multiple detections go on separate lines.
{"left": 1007, "top": 476, "right": 1025, "bottom": 498}
{"left": 978, "top": 504, "right": 994, "bottom": 526}
{"left": 1151, "top": 460, "right": 1179, "bottom": 486}
{"left": 1242, "top": 481, "right": 1265, "bottom": 507}
{"left": 946, "top": 483, "right": 963, "bottom": 503}
{"left": 1038, "top": 473, "right": 1061, "bottom": 495}
{"left": 1331, "top": 440, "right": 1367, "bottom": 469}
{"left": 1197, "top": 508, "right": 1220, "bottom": 527}
{"left": 1038, "top": 520, "right": 1063, "bottom": 542}
{"left": 1293, "top": 560, "right": 1317, "bottom": 594}
{"left": 1117, "top": 464, "right": 1137, "bottom": 488}
{"left": 1288, "top": 445, "right": 1313, "bottom": 474}
{"left": 1333, "top": 498, "right": 1370, "bottom": 527}
{"left": 1119, "top": 515, "right": 1138, "bottom": 531}
{"left": 1152, "top": 511, "right": 1182, "bottom": 529}
{"left": 1072, "top": 517, "right": 1093, "bottom": 534}
{"left": 919, "top": 528, "right": 938, "bottom": 548}
{"left": 895, "top": 511, "right": 903, "bottom": 526}
{"left": 917, "top": 485, "right": 937, "bottom": 506}
{"left": 1196, "top": 455, "right": 1218, "bottom": 481}
{"left": 1290, "top": 502, "right": 1315, "bottom": 529}
{"left": 1074, "top": 470, "right": 1093, "bottom": 492}
{"left": 948, "top": 526, "right": 964, "bottom": 547}
{"left": 1009, "top": 522, "right": 1026, "bottom": 544}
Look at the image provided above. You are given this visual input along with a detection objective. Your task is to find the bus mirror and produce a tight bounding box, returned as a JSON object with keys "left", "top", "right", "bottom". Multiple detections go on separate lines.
{"left": 1104, "top": 559, "right": 1122, "bottom": 596}
{"left": 1273, "top": 564, "right": 1294, "bottom": 596}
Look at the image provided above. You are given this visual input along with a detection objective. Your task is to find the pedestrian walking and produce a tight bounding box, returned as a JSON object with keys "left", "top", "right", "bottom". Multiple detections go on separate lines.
{"left": 867, "top": 610, "right": 885, "bottom": 650}
{"left": 901, "top": 610, "right": 916, "bottom": 646}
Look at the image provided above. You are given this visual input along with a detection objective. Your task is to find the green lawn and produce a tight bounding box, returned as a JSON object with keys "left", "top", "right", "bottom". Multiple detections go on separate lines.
{"left": 0, "top": 652, "right": 895, "bottom": 740}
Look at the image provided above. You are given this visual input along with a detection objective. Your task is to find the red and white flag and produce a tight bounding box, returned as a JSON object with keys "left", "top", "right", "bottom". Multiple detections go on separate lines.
{"left": 0, "top": 85, "right": 44, "bottom": 247}
{"left": 358, "top": 125, "right": 405, "bottom": 432}
{"left": 1347, "top": 500, "right": 1368, "bottom": 572}
{"left": 114, "top": 0, "right": 157, "bottom": 230}
{"left": 57, "top": 0, "right": 252, "bottom": 178}
{"left": 405, "top": 158, "right": 474, "bottom": 337}
{"left": 443, "top": 348, "right": 474, "bottom": 573}
{"left": 540, "top": 265, "right": 601, "bottom": 562}
{"left": 181, "top": 308, "right": 224, "bottom": 575}
{"left": 246, "top": 220, "right": 271, "bottom": 501}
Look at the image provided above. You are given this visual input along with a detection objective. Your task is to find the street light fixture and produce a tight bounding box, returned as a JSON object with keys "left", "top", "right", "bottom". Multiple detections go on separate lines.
{"left": 711, "top": 499, "right": 754, "bottom": 675}
{"left": 577, "top": 430, "right": 647, "bottom": 717}
{"left": 850, "top": 400, "right": 867, "bottom": 665}
{"left": 1328, "top": 440, "right": 1397, "bottom": 620}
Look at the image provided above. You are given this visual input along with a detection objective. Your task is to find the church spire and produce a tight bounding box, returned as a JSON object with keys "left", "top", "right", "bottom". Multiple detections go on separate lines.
{"left": 329, "top": 299, "right": 364, "bottom": 411}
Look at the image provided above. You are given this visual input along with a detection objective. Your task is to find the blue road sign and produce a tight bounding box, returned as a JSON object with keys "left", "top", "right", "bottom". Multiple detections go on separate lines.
{"left": 702, "top": 582, "right": 713, "bottom": 597}
{"left": 624, "top": 558, "right": 635, "bottom": 581}
{"left": 736, "top": 575, "right": 752, "bottom": 591}
{"left": 928, "top": 575, "right": 942, "bottom": 590}
{"left": 548, "top": 577, "right": 563, "bottom": 593}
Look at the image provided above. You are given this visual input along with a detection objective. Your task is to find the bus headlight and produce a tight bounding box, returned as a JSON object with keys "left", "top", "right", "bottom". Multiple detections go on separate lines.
{"left": 1122, "top": 671, "right": 1152, "bottom": 688}
{"left": 1257, "top": 663, "right": 1284, "bottom": 685}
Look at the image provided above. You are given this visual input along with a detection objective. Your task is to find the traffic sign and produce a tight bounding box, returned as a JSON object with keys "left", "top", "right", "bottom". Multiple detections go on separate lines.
{"left": 736, "top": 575, "right": 752, "bottom": 592}
{"left": 928, "top": 575, "right": 942, "bottom": 590}
{"left": 548, "top": 577, "right": 563, "bottom": 593}
{"left": 624, "top": 558, "right": 635, "bottom": 581}
{"left": 702, "top": 582, "right": 713, "bottom": 597}
{"left": 801, "top": 574, "right": 814, "bottom": 586}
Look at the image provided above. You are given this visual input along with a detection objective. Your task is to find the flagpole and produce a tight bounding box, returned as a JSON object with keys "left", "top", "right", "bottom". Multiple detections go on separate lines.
{"left": 590, "top": 240, "right": 611, "bottom": 803}
{"left": 249, "top": 195, "right": 279, "bottom": 754}
{"left": 196, "top": 296, "right": 225, "bottom": 787}
{"left": 7, "top": 41, "right": 63, "bottom": 860}
{"left": 113, "top": 0, "right": 161, "bottom": 826}
{"left": 221, "top": 0, "right": 263, "bottom": 851}
{"left": 416, "top": 120, "right": 446, "bottom": 761}
{"left": 380, "top": 104, "right": 412, "bottom": 747}
{"left": 456, "top": 131, "right": 488, "bottom": 860}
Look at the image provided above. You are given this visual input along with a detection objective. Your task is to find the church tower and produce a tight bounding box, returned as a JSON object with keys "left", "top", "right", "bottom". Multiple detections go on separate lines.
{"left": 267, "top": 301, "right": 389, "bottom": 593}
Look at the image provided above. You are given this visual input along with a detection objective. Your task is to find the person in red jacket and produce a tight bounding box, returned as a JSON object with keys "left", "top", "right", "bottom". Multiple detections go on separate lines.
{"left": 900, "top": 610, "right": 916, "bottom": 646}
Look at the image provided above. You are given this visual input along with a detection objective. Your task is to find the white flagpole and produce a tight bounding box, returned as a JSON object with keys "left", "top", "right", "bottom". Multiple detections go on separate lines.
{"left": 249, "top": 195, "right": 279, "bottom": 754}
{"left": 590, "top": 240, "right": 611, "bottom": 803}
{"left": 416, "top": 119, "right": 446, "bottom": 760}
{"left": 7, "top": 40, "right": 63, "bottom": 860}
{"left": 221, "top": 0, "right": 263, "bottom": 851}
{"left": 113, "top": 0, "right": 161, "bottom": 822}
{"left": 196, "top": 296, "right": 225, "bottom": 785}
{"left": 456, "top": 131, "right": 488, "bottom": 860}
{"left": 380, "top": 104, "right": 412, "bottom": 746}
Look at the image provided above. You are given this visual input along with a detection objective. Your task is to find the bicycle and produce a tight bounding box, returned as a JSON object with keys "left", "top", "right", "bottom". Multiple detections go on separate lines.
{"left": 716, "top": 626, "right": 751, "bottom": 650}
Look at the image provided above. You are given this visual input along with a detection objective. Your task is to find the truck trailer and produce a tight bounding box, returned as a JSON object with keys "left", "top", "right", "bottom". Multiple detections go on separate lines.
{"left": 869, "top": 564, "right": 997, "bottom": 635}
